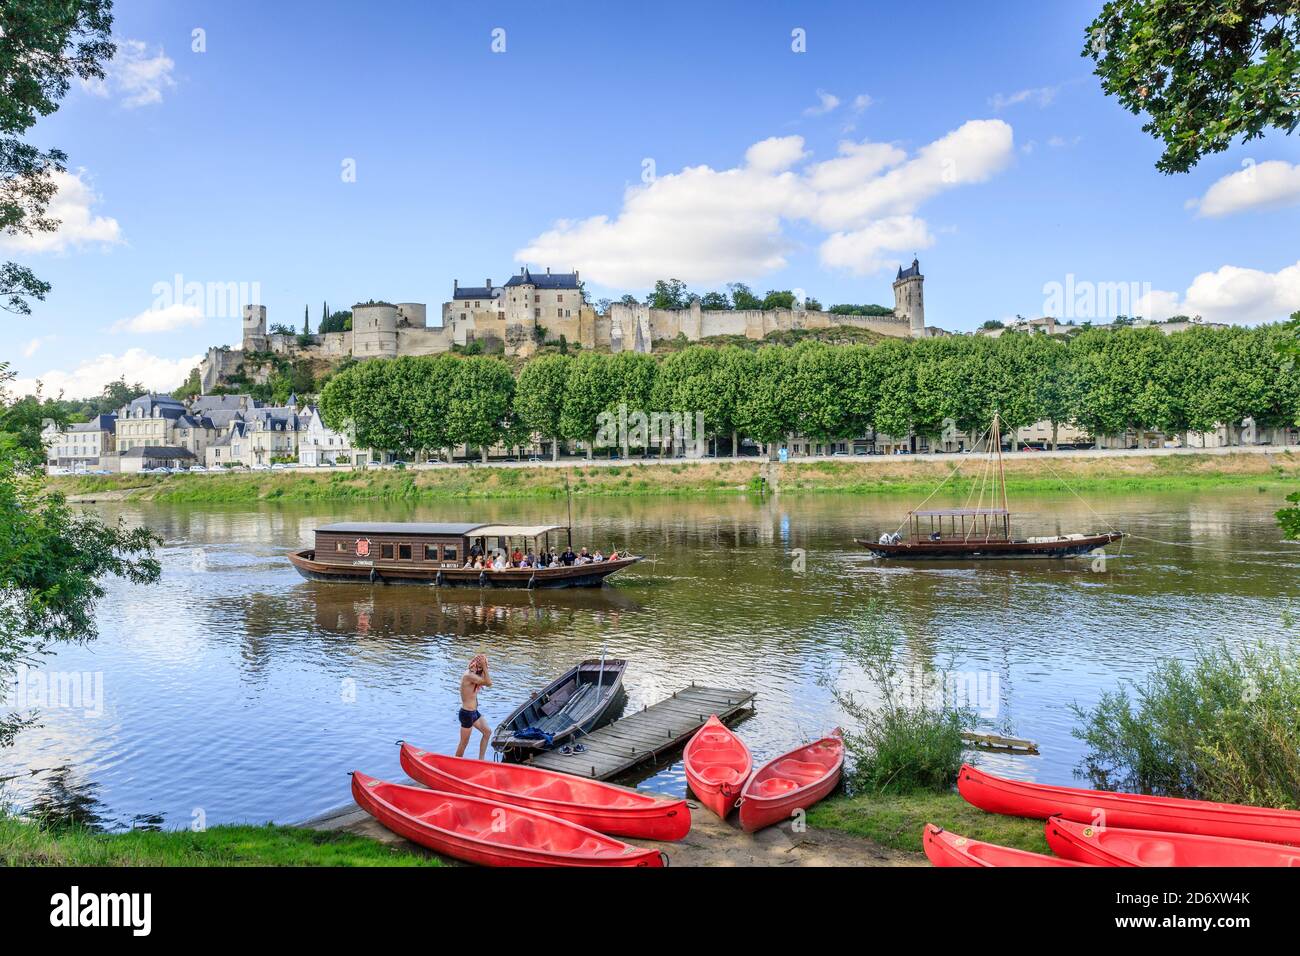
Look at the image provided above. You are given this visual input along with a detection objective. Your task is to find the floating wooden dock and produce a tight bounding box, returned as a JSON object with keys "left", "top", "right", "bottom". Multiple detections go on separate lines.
{"left": 526, "top": 684, "right": 755, "bottom": 781}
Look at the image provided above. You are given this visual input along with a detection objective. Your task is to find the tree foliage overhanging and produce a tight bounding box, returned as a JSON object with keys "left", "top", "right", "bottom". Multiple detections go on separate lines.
{"left": 1084, "top": 0, "right": 1300, "bottom": 173}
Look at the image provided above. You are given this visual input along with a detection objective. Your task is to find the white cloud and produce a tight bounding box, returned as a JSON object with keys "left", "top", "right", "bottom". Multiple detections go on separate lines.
{"left": 22, "top": 336, "right": 52, "bottom": 358}
{"left": 1189, "top": 160, "right": 1300, "bottom": 217}
{"left": 806, "top": 120, "right": 1015, "bottom": 230}
{"left": 515, "top": 120, "right": 1015, "bottom": 285}
{"left": 11, "top": 349, "right": 201, "bottom": 400}
{"left": 0, "top": 169, "right": 122, "bottom": 253}
{"left": 744, "top": 136, "right": 808, "bottom": 173}
{"left": 803, "top": 89, "right": 841, "bottom": 116}
{"left": 1137, "top": 260, "right": 1300, "bottom": 325}
{"left": 851, "top": 93, "right": 874, "bottom": 113}
{"left": 1047, "top": 135, "right": 1082, "bottom": 148}
{"left": 819, "top": 216, "right": 934, "bottom": 276}
{"left": 989, "top": 85, "right": 1059, "bottom": 110}
{"left": 113, "top": 303, "right": 206, "bottom": 334}
{"left": 83, "top": 39, "right": 176, "bottom": 108}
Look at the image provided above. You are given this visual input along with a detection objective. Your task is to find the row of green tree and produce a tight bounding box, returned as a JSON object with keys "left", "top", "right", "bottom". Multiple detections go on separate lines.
{"left": 317, "top": 322, "right": 1300, "bottom": 461}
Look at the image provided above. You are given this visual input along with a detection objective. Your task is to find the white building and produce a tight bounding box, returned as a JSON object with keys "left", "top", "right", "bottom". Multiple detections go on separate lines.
{"left": 42, "top": 414, "right": 117, "bottom": 471}
{"left": 297, "top": 405, "right": 366, "bottom": 466}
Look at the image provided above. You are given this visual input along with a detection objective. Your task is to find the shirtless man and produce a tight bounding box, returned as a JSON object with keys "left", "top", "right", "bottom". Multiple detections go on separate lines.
{"left": 457, "top": 653, "right": 493, "bottom": 759}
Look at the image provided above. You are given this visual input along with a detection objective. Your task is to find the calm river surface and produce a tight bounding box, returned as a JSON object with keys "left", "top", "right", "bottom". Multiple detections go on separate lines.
{"left": 5, "top": 488, "right": 1298, "bottom": 829}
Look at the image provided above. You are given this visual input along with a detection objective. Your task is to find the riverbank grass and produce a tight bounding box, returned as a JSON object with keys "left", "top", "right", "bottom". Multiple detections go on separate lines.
{"left": 45, "top": 450, "right": 1300, "bottom": 504}
{"left": 808, "top": 790, "right": 1048, "bottom": 854}
{"left": 0, "top": 816, "right": 441, "bottom": 866}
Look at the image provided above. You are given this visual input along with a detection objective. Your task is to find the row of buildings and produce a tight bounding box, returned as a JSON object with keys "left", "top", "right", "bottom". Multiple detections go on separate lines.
{"left": 42, "top": 393, "right": 364, "bottom": 473}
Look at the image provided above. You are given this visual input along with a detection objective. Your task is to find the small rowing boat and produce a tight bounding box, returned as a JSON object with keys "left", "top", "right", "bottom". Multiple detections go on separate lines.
{"left": 1046, "top": 816, "right": 1300, "bottom": 867}
{"left": 739, "top": 730, "right": 844, "bottom": 832}
{"left": 958, "top": 764, "right": 1300, "bottom": 846}
{"left": 398, "top": 743, "right": 690, "bottom": 840}
{"left": 351, "top": 772, "right": 663, "bottom": 867}
{"left": 492, "top": 658, "right": 627, "bottom": 757}
{"left": 684, "top": 715, "right": 752, "bottom": 819}
{"left": 922, "top": 824, "right": 1088, "bottom": 867}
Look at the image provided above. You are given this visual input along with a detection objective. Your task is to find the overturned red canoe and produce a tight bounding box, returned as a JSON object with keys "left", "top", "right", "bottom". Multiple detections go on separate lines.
{"left": 958, "top": 763, "right": 1300, "bottom": 846}
{"left": 399, "top": 743, "right": 690, "bottom": 841}
{"left": 351, "top": 772, "right": 663, "bottom": 867}
{"left": 1046, "top": 816, "right": 1300, "bottom": 867}
{"left": 923, "top": 824, "right": 1088, "bottom": 867}
{"left": 684, "top": 715, "right": 752, "bottom": 819}
{"left": 739, "top": 730, "right": 844, "bottom": 833}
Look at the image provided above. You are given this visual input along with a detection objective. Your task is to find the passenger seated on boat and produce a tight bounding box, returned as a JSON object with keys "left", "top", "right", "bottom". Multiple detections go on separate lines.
{"left": 463, "top": 558, "right": 475, "bottom": 569}
{"left": 593, "top": 550, "right": 604, "bottom": 562}
{"left": 511, "top": 548, "right": 524, "bottom": 566}
{"left": 560, "top": 548, "right": 577, "bottom": 566}
{"left": 492, "top": 553, "right": 507, "bottom": 570}
{"left": 930, "top": 531, "right": 942, "bottom": 541}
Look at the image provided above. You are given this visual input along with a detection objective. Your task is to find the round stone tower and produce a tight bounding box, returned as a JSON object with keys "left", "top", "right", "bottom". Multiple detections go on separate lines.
{"left": 351, "top": 302, "right": 399, "bottom": 357}
{"left": 242, "top": 304, "right": 267, "bottom": 351}
{"left": 892, "top": 258, "right": 925, "bottom": 337}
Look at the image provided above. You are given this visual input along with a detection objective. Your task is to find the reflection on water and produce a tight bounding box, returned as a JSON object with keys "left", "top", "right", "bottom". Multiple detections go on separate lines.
{"left": 4, "top": 489, "right": 1298, "bottom": 829}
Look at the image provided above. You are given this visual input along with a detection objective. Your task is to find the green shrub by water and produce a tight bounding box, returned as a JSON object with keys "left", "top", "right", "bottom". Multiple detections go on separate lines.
{"left": 1072, "top": 640, "right": 1300, "bottom": 808}
{"left": 830, "top": 616, "right": 973, "bottom": 795}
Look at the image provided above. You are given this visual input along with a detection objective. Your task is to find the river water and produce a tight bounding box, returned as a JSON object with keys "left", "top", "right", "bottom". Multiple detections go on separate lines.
{"left": 4, "top": 488, "right": 1297, "bottom": 830}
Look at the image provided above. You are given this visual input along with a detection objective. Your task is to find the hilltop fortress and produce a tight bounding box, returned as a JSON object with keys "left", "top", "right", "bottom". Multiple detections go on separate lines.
{"left": 199, "top": 261, "right": 931, "bottom": 393}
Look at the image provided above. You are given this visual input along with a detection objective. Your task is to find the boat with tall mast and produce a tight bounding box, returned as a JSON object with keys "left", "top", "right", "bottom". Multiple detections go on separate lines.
{"left": 855, "top": 413, "right": 1123, "bottom": 560}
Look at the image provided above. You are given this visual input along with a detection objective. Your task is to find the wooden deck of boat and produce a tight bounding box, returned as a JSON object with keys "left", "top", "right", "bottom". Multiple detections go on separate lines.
{"left": 525, "top": 684, "right": 756, "bottom": 781}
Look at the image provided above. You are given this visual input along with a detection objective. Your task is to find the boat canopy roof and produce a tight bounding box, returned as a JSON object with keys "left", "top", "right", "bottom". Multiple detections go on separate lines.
{"left": 317, "top": 522, "right": 486, "bottom": 536}
{"left": 470, "top": 524, "right": 565, "bottom": 539}
{"left": 911, "top": 508, "right": 1010, "bottom": 517}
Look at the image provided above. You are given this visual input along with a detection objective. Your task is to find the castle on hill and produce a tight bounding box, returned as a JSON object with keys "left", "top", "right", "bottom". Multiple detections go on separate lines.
{"left": 199, "top": 261, "right": 931, "bottom": 393}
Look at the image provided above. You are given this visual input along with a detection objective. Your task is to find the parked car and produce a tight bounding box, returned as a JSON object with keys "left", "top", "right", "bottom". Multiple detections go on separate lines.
{"left": 189, "top": 465, "right": 207, "bottom": 472}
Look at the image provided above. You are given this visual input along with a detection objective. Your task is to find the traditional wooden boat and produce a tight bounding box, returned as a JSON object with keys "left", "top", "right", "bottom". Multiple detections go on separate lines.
{"left": 350, "top": 772, "right": 663, "bottom": 867}
{"left": 684, "top": 715, "right": 752, "bottom": 819}
{"left": 1046, "top": 816, "right": 1300, "bottom": 867}
{"left": 288, "top": 522, "right": 640, "bottom": 588}
{"left": 856, "top": 414, "right": 1123, "bottom": 560}
{"left": 958, "top": 764, "right": 1300, "bottom": 845}
{"left": 739, "top": 730, "right": 844, "bottom": 832}
{"left": 923, "top": 824, "right": 1088, "bottom": 867}
{"left": 399, "top": 744, "right": 690, "bottom": 840}
{"left": 492, "top": 658, "right": 626, "bottom": 758}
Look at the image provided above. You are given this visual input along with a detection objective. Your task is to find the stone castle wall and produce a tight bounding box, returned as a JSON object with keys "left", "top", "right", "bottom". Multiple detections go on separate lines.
{"left": 201, "top": 276, "right": 924, "bottom": 393}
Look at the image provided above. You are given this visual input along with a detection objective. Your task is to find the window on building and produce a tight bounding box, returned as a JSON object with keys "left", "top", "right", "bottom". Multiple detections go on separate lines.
{"left": 398, "top": 544, "right": 412, "bottom": 560}
{"left": 534, "top": 309, "right": 540, "bottom": 319}
{"left": 424, "top": 544, "right": 439, "bottom": 561}
{"left": 442, "top": 545, "right": 457, "bottom": 562}
{"left": 335, "top": 541, "right": 346, "bottom": 552}
{"left": 381, "top": 544, "right": 394, "bottom": 559}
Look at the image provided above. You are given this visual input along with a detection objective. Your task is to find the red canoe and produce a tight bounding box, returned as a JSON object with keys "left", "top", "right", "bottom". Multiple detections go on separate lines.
{"left": 399, "top": 743, "right": 691, "bottom": 841}
{"left": 923, "top": 824, "right": 1088, "bottom": 867}
{"left": 684, "top": 715, "right": 752, "bottom": 819}
{"left": 739, "top": 730, "right": 844, "bottom": 832}
{"left": 958, "top": 763, "right": 1300, "bottom": 846}
{"left": 1046, "top": 816, "right": 1300, "bottom": 867}
{"left": 351, "top": 772, "right": 663, "bottom": 867}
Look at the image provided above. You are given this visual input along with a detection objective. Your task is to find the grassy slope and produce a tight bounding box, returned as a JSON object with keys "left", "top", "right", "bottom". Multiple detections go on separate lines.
{"left": 0, "top": 818, "right": 440, "bottom": 867}
{"left": 808, "top": 791, "right": 1049, "bottom": 855}
{"left": 45, "top": 451, "right": 1300, "bottom": 504}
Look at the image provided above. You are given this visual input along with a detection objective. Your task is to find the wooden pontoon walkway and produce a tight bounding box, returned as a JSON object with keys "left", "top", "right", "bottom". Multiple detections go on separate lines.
{"left": 526, "top": 684, "right": 755, "bottom": 781}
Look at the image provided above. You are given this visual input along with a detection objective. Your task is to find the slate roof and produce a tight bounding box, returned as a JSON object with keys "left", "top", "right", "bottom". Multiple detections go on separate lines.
{"left": 896, "top": 258, "right": 922, "bottom": 280}
{"left": 121, "top": 445, "right": 195, "bottom": 460}
{"left": 504, "top": 269, "right": 579, "bottom": 290}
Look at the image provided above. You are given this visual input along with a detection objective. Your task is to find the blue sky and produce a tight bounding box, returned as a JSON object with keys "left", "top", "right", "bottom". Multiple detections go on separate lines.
{"left": 5, "top": 0, "right": 1299, "bottom": 397}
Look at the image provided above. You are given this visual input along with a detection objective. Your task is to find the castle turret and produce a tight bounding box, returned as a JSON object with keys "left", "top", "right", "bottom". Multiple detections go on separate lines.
{"left": 893, "top": 258, "right": 925, "bottom": 337}
{"left": 242, "top": 304, "right": 267, "bottom": 351}
{"left": 351, "top": 302, "right": 399, "bottom": 357}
